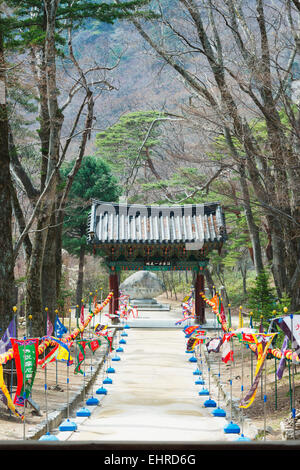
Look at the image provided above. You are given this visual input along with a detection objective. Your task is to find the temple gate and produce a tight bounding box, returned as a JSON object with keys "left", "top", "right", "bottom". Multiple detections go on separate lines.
{"left": 87, "top": 201, "right": 226, "bottom": 324}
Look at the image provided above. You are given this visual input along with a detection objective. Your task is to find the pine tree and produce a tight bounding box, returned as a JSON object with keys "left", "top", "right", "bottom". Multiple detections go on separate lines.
{"left": 247, "top": 269, "right": 276, "bottom": 330}
{"left": 61, "top": 155, "right": 121, "bottom": 306}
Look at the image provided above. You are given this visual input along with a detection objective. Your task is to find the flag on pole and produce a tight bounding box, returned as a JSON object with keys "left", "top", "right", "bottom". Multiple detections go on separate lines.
{"left": 240, "top": 333, "right": 276, "bottom": 409}
{"left": 0, "top": 317, "right": 16, "bottom": 354}
{"left": 183, "top": 325, "right": 201, "bottom": 337}
{"left": 38, "top": 336, "right": 73, "bottom": 367}
{"left": 0, "top": 363, "right": 24, "bottom": 421}
{"left": 47, "top": 313, "right": 53, "bottom": 336}
{"left": 221, "top": 332, "right": 234, "bottom": 363}
{"left": 94, "top": 324, "right": 108, "bottom": 336}
{"left": 88, "top": 338, "right": 101, "bottom": 354}
{"left": 186, "top": 336, "right": 199, "bottom": 352}
{"left": 195, "top": 330, "right": 206, "bottom": 343}
{"left": 274, "top": 315, "right": 300, "bottom": 359}
{"left": 218, "top": 297, "right": 227, "bottom": 329}
{"left": 80, "top": 304, "right": 85, "bottom": 325}
{"left": 11, "top": 338, "right": 39, "bottom": 407}
{"left": 206, "top": 337, "right": 222, "bottom": 353}
{"left": 234, "top": 327, "right": 257, "bottom": 344}
{"left": 54, "top": 315, "right": 68, "bottom": 338}
{"left": 75, "top": 341, "right": 86, "bottom": 374}
{"left": 276, "top": 335, "right": 289, "bottom": 380}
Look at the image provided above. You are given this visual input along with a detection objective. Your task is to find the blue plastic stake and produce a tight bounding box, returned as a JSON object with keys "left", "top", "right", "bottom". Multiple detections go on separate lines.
{"left": 86, "top": 396, "right": 99, "bottom": 406}
{"left": 103, "top": 377, "right": 113, "bottom": 384}
{"left": 212, "top": 407, "right": 226, "bottom": 417}
{"left": 59, "top": 418, "right": 77, "bottom": 432}
{"left": 76, "top": 406, "right": 91, "bottom": 417}
{"left": 96, "top": 386, "right": 107, "bottom": 395}
{"left": 39, "top": 432, "right": 59, "bottom": 441}
{"left": 224, "top": 421, "right": 240, "bottom": 434}
{"left": 204, "top": 398, "right": 217, "bottom": 408}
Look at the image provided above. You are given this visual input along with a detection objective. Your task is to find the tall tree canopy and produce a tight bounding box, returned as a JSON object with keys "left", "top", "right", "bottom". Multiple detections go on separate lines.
{"left": 61, "top": 155, "right": 121, "bottom": 306}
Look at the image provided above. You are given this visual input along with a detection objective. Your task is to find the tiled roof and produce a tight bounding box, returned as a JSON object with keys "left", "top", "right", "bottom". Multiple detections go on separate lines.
{"left": 88, "top": 201, "right": 226, "bottom": 246}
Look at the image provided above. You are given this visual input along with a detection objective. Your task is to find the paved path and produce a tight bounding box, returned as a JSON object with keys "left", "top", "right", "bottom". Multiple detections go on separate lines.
{"left": 55, "top": 307, "right": 239, "bottom": 443}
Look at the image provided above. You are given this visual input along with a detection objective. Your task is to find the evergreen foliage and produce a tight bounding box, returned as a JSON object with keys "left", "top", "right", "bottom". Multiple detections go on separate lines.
{"left": 60, "top": 155, "right": 121, "bottom": 256}
{"left": 95, "top": 110, "right": 165, "bottom": 184}
{"left": 247, "top": 269, "right": 276, "bottom": 330}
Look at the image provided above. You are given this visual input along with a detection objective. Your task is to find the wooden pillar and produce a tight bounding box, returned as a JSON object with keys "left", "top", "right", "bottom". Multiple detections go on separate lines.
{"left": 194, "top": 271, "right": 205, "bottom": 324}
{"left": 109, "top": 271, "right": 119, "bottom": 323}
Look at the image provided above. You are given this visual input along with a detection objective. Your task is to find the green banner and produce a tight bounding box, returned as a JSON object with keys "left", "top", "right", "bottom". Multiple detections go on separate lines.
{"left": 11, "top": 338, "right": 39, "bottom": 407}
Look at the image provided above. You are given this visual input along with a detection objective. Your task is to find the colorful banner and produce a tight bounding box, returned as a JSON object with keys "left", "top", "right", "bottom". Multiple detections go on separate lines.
{"left": 206, "top": 337, "right": 222, "bottom": 353}
{"left": 88, "top": 338, "right": 101, "bottom": 354}
{"left": 221, "top": 332, "right": 234, "bottom": 363}
{"left": 94, "top": 324, "right": 108, "bottom": 336}
{"left": 80, "top": 304, "right": 85, "bottom": 326}
{"left": 11, "top": 338, "right": 39, "bottom": 407}
{"left": 0, "top": 292, "right": 114, "bottom": 417}
{"left": 46, "top": 313, "right": 53, "bottom": 336}
{"left": 0, "top": 363, "right": 24, "bottom": 420}
{"left": 274, "top": 315, "right": 300, "bottom": 358}
{"left": 240, "top": 333, "right": 276, "bottom": 409}
{"left": 0, "top": 317, "right": 16, "bottom": 355}
{"left": 276, "top": 335, "right": 289, "bottom": 380}
{"left": 186, "top": 336, "right": 199, "bottom": 352}
{"left": 38, "top": 336, "right": 73, "bottom": 368}
{"left": 184, "top": 325, "right": 201, "bottom": 337}
{"left": 75, "top": 341, "right": 86, "bottom": 375}
{"left": 54, "top": 315, "right": 68, "bottom": 338}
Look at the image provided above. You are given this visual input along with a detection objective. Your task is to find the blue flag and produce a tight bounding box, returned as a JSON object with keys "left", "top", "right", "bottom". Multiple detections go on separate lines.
{"left": 54, "top": 315, "right": 68, "bottom": 338}
{"left": 0, "top": 317, "right": 16, "bottom": 354}
{"left": 276, "top": 335, "right": 289, "bottom": 380}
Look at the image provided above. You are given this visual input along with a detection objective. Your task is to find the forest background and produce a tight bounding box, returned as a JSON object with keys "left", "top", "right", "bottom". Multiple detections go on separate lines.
{"left": 2, "top": 0, "right": 300, "bottom": 338}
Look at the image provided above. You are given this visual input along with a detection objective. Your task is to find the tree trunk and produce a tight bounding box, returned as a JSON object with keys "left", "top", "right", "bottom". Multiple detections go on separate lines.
{"left": 238, "top": 164, "right": 264, "bottom": 275}
{"left": 26, "top": 0, "right": 63, "bottom": 336}
{"left": 26, "top": 199, "right": 54, "bottom": 336}
{"left": 41, "top": 208, "right": 58, "bottom": 322}
{"left": 76, "top": 245, "right": 85, "bottom": 307}
{"left": 0, "top": 22, "right": 15, "bottom": 331}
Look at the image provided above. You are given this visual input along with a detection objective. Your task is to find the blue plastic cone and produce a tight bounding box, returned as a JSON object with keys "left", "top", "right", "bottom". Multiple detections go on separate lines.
{"left": 121, "top": 332, "right": 128, "bottom": 337}
{"left": 96, "top": 386, "right": 107, "bottom": 395}
{"left": 124, "top": 324, "right": 130, "bottom": 329}
{"left": 76, "top": 406, "right": 91, "bottom": 417}
{"left": 212, "top": 407, "right": 226, "bottom": 417}
{"left": 199, "top": 388, "right": 209, "bottom": 396}
{"left": 189, "top": 356, "right": 197, "bottom": 363}
{"left": 39, "top": 432, "right": 59, "bottom": 441}
{"left": 236, "top": 434, "right": 251, "bottom": 441}
{"left": 112, "top": 355, "right": 121, "bottom": 361}
{"left": 195, "top": 378, "right": 205, "bottom": 385}
{"left": 59, "top": 418, "right": 77, "bottom": 432}
{"left": 204, "top": 398, "right": 217, "bottom": 408}
{"left": 103, "top": 377, "right": 113, "bottom": 384}
{"left": 193, "top": 369, "right": 202, "bottom": 376}
{"left": 86, "top": 396, "right": 99, "bottom": 406}
{"left": 116, "top": 347, "right": 124, "bottom": 353}
{"left": 119, "top": 339, "right": 126, "bottom": 344}
{"left": 106, "top": 367, "right": 115, "bottom": 373}
{"left": 224, "top": 421, "right": 240, "bottom": 434}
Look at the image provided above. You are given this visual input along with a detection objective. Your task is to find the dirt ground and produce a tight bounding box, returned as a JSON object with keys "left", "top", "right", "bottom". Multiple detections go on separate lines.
{"left": 0, "top": 297, "right": 296, "bottom": 442}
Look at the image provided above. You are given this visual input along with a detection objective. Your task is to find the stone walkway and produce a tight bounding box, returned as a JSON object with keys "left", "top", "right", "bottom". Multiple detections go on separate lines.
{"left": 53, "top": 308, "right": 243, "bottom": 444}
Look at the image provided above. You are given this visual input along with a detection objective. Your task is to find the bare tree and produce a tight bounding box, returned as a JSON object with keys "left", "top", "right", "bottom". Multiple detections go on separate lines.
{"left": 121, "top": 0, "right": 300, "bottom": 307}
